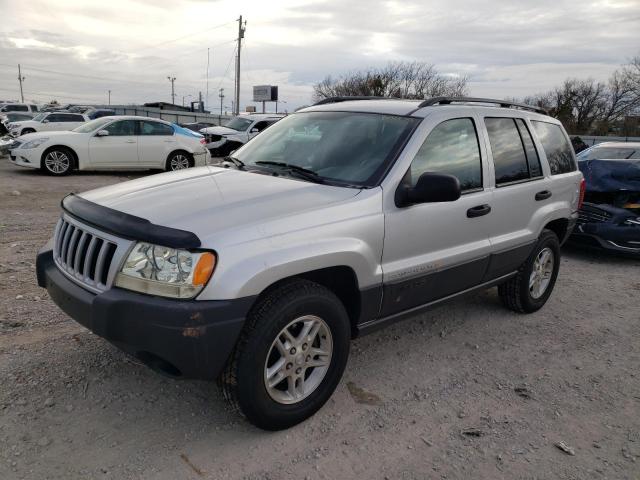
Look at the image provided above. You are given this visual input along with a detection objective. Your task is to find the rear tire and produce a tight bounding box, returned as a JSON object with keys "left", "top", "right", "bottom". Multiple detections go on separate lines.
{"left": 165, "top": 151, "right": 194, "bottom": 171}
{"left": 41, "top": 147, "right": 74, "bottom": 176}
{"left": 220, "top": 279, "right": 351, "bottom": 430}
{"left": 498, "top": 229, "right": 560, "bottom": 313}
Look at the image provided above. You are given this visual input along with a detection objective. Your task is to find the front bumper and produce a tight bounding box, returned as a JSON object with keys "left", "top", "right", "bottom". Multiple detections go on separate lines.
{"left": 36, "top": 248, "right": 255, "bottom": 379}
{"left": 9, "top": 147, "right": 39, "bottom": 168}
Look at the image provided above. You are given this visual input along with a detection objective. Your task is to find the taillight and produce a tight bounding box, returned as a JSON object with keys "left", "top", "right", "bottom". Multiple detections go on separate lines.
{"left": 200, "top": 138, "right": 206, "bottom": 145}
{"left": 578, "top": 178, "right": 586, "bottom": 210}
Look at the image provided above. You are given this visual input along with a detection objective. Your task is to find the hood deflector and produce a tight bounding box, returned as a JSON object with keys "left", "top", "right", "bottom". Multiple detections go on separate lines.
{"left": 61, "top": 194, "right": 201, "bottom": 249}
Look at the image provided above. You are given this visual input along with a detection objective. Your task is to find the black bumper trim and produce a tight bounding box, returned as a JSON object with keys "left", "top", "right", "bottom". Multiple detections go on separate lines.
{"left": 37, "top": 248, "right": 255, "bottom": 380}
{"left": 62, "top": 194, "right": 201, "bottom": 249}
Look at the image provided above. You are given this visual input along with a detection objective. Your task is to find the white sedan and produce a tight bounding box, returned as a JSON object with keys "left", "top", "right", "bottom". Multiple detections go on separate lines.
{"left": 8, "top": 112, "right": 89, "bottom": 137}
{"left": 9, "top": 116, "right": 210, "bottom": 175}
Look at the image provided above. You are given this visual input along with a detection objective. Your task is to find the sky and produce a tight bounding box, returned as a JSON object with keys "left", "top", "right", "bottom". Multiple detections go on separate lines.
{"left": 0, "top": 0, "right": 638, "bottom": 112}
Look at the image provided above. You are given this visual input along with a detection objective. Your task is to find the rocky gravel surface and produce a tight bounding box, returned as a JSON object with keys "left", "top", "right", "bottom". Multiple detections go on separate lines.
{"left": 1, "top": 158, "right": 639, "bottom": 479}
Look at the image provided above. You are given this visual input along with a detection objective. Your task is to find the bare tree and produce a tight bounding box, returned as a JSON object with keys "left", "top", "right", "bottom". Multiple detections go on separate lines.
{"left": 523, "top": 54, "right": 640, "bottom": 135}
{"left": 313, "top": 61, "right": 468, "bottom": 101}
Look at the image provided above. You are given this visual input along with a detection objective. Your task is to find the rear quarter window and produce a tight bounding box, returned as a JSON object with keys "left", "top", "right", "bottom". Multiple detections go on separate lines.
{"left": 531, "top": 121, "right": 576, "bottom": 174}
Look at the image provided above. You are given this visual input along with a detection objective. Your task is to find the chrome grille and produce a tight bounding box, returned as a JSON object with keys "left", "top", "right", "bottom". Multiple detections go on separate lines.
{"left": 52, "top": 215, "right": 133, "bottom": 293}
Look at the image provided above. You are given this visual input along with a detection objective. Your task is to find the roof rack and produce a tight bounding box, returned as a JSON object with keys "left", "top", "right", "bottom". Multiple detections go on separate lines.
{"left": 417, "top": 96, "right": 548, "bottom": 115}
{"left": 313, "top": 96, "right": 394, "bottom": 106}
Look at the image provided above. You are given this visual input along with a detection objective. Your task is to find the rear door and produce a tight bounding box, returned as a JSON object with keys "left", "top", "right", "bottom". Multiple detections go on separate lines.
{"left": 88, "top": 119, "right": 139, "bottom": 169}
{"left": 137, "top": 120, "right": 176, "bottom": 168}
{"left": 381, "top": 112, "right": 494, "bottom": 317}
{"left": 481, "top": 115, "right": 549, "bottom": 277}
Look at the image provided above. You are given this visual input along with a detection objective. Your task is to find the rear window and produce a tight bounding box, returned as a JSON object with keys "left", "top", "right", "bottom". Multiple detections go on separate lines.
{"left": 577, "top": 146, "right": 638, "bottom": 161}
{"left": 531, "top": 121, "right": 576, "bottom": 174}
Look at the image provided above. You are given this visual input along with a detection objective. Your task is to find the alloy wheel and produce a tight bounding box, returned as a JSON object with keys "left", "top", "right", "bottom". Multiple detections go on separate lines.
{"left": 44, "top": 151, "right": 70, "bottom": 174}
{"left": 170, "top": 154, "right": 190, "bottom": 170}
{"left": 529, "top": 247, "right": 554, "bottom": 299}
{"left": 264, "top": 315, "right": 333, "bottom": 405}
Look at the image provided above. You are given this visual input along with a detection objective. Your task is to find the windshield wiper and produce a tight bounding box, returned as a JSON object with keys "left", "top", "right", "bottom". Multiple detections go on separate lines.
{"left": 222, "top": 155, "right": 245, "bottom": 169}
{"left": 254, "top": 161, "right": 325, "bottom": 184}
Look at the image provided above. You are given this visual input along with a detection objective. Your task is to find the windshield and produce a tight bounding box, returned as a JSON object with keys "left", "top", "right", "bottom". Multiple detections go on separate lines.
{"left": 32, "top": 113, "right": 47, "bottom": 122}
{"left": 224, "top": 117, "right": 253, "bottom": 131}
{"left": 578, "top": 146, "right": 639, "bottom": 160}
{"left": 73, "top": 117, "right": 113, "bottom": 133}
{"left": 233, "top": 111, "right": 419, "bottom": 186}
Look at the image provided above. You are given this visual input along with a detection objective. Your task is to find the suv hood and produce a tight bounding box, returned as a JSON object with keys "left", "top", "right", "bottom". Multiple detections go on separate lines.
{"left": 200, "top": 126, "right": 239, "bottom": 136}
{"left": 79, "top": 167, "right": 361, "bottom": 242}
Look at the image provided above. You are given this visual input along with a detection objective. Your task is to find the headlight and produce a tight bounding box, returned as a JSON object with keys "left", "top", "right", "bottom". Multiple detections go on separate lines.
{"left": 624, "top": 217, "right": 640, "bottom": 226}
{"left": 21, "top": 137, "right": 49, "bottom": 149}
{"left": 114, "top": 242, "right": 216, "bottom": 299}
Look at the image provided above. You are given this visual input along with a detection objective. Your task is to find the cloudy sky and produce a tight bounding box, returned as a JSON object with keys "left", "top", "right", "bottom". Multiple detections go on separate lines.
{"left": 0, "top": 0, "right": 638, "bottom": 112}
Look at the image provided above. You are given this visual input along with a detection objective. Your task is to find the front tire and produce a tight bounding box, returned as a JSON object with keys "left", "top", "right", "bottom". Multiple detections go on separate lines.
{"left": 221, "top": 279, "right": 351, "bottom": 430}
{"left": 41, "top": 147, "right": 74, "bottom": 176}
{"left": 165, "top": 151, "right": 194, "bottom": 171}
{"left": 21, "top": 128, "right": 35, "bottom": 135}
{"left": 498, "top": 229, "right": 561, "bottom": 313}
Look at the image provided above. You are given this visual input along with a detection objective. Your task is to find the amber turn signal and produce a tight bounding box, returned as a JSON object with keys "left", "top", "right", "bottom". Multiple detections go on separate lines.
{"left": 193, "top": 252, "right": 216, "bottom": 286}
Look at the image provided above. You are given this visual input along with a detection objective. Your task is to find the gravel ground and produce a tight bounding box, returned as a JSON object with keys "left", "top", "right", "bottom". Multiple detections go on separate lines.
{"left": 1, "top": 158, "right": 639, "bottom": 480}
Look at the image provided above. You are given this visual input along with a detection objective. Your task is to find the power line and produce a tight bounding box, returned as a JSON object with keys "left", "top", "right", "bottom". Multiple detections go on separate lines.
{"left": 127, "top": 20, "right": 235, "bottom": 55}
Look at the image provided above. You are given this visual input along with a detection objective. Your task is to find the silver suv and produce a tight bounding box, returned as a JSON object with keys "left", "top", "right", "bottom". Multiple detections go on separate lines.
{"left": 36, "top": 97, "right": 584, "bottom": 430}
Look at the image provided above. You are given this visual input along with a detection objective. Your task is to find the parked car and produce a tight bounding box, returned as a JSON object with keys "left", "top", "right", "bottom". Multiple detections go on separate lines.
{"left": 0, "top": 103, "right": 39, "bottom": 114}
{"left": 0, "top": 112, "right": 35, "bottom": 134}
{"left": 200, "top": 113, "right": 284, "bottom": 156}
{"left": 576, "top": 141, "right": 640, "bottom": 161}
{"left": 8, "top": 112, "right": 88, "bottom": 137}
{"left": 67, "top": 105, "right": 92, "bottom": 113}
{"left": 571, "top": 142, "right": 640, "bottom": 255}
{"left": 10, "top": 115, "right": 210, "bottom": 175}
{"left": 180, "top": 121, "right": 216, "bottom": 133}
{"left": 35, "top": 97, "right": 582, "bottom": 430}
{"left": 85, "top": 108, "right": 116, "bottom": 120}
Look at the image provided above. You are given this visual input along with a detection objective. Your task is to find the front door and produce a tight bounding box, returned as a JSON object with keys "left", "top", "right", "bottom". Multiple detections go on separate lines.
{"left": 88, "top": 119, "right": 139, "bottom": 169}
{"left": 381, "top": 114, "right": 494, "bottom": 317}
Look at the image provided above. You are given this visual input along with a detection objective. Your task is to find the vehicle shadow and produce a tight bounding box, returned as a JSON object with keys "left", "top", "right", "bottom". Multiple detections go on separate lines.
{"left": 562, "top": 242, "right": 640, "bottom": 265}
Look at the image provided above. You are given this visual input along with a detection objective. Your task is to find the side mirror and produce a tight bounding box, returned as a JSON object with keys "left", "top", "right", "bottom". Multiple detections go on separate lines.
{"left": 96, "top": 130, "right": 109, "bottom": 137}
{"left": 250, "top": 128, "right": 259, "bottom": 133}
{"left": 42, "top": 119, "right": 50, "bottom": 123}
{"left": 395, "top": 172, "right": 461, "bottom": 207}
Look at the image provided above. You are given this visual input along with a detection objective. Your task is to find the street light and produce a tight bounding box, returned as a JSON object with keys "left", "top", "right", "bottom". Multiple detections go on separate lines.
{"left": 182, "top": 94, "right": 193, "bottom": 107}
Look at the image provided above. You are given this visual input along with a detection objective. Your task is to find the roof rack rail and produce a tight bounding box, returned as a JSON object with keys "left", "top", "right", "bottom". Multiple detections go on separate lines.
{"left": 417, "top": 96, "right": 548, "bottom": 115}
{"left": 313, "top": 96, "right": 393, "bottom": 106}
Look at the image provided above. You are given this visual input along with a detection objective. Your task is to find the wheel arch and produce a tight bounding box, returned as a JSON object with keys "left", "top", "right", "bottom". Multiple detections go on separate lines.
{"left": 250, "top": 266, "right": 365, "bottom": 338}
{"left": 41, "top": 145, "right": 79, "bottom": 170}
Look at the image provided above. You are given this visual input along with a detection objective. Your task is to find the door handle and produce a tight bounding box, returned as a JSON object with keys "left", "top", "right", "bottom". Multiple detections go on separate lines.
{"left": 467, "top": 204, "right": 491, "bottom": 218}
{"left": 535, "top": 190, "right": 552, "bottom": 201}
{"left": 125, "top": 140, "right": 136, "bottom": 143}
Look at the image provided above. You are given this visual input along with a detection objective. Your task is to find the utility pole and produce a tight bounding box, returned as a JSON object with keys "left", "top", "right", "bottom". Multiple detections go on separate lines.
{"left": 108, "top": 90, "right": 111, "bottom": 105}
{"left": 218, "top": 88, "right": 225, "bottom": 115}
{"left": 234, "top": 15, "right": 246, "bottom": 115}
{"left": 206, "top": 48, "right": 210, "bottom": 111}
{"left": 167, "top": 76, "right": 176, "bottom": 105}
{"left": 18, "top": 64, "right": 25, "bottom": 103}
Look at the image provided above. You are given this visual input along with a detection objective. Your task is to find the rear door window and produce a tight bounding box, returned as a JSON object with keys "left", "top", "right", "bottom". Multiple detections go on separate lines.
{"left": 531, "top": 121, "right": 576, "bottom": 174}
{"left": 515, "top": 119, "right": 542, "bottom": 177}
{"left": 140, "top": 121, "right": 174, "bottom": 136}
{"left": 485, "top": 117, "right": 531, "bottom": 185}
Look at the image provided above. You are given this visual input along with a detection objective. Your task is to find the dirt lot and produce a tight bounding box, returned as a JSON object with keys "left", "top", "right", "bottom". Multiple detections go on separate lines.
{"left": 1, "top": 158, "right": 639, "bottom": 480}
